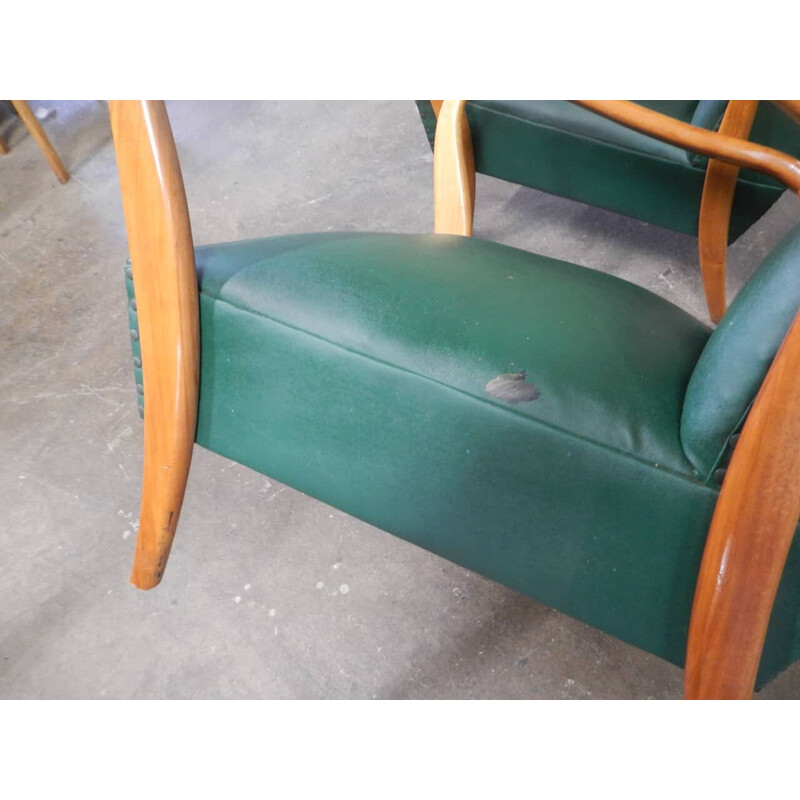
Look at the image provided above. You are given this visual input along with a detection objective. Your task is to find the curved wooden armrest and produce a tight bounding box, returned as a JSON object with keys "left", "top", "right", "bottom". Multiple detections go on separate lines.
{"left": 684, "top": 305, "right": 800, "bottom": 698}
{"left": 109, "top": 101, "right": 200, "bottom": 589}
{"left": 573, "top": 101, "right": 800, "bottom": 197}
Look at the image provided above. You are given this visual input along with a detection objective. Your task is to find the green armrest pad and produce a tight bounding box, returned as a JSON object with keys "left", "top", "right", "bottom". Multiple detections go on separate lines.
{"left": 682, "top": 223, "right": 800, "bottom": 477}
{"left": 125, "top": 231, "right": 800, "bottom": 686}
{"left": 686, "top": 100, "right": 727, "bottom": 166}
{"left": 741, "top": 103, "right": 800, "bottom": 185}
{"left": 690, "top": 100, "right": 728, "bottom": 132}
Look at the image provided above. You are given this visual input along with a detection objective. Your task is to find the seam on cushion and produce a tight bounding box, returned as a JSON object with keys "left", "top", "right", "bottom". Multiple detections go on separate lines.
{"left": 466, "top": 101, "right": 695, "bottom": 169}
{"left": 203, "top": 288, "right": 705, "bottom": 484}
{"left": 195, "top": 233, "right": 379, "bottom": 297}
{"left": 195, "top": 253, "right": 290, "bottom": 295}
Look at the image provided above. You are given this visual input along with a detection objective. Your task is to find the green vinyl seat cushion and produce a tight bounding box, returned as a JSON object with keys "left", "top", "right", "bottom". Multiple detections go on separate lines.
{"left": 192, "top": 231, "right": 711, "bottom": 475}
{"left": 125, "top": 231, "right": 800, "bottom": 684}
{"left": 416, "top": 100, "right": 797, "bottom": 240}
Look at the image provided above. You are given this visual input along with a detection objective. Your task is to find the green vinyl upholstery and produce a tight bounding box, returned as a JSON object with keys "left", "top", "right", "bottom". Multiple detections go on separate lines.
{"left": 688, "top": 100, "right": 728, "bottom": 134}
{"left": 416, "top": 100, "right": 799, "bottom": 240}
{"left": 681, "top": 223, "right": 800, "bottom": 478}
{"left": 125, "top": 231, "right": 800, "bottom": 687}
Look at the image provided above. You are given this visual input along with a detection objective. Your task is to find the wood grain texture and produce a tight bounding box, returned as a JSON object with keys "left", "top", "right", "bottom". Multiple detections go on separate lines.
{"left": 684, "top": 305, "right": 800, "bottom": 698}
{"left": 698, "top": 101, "right": 758, "bottom": 323}
{"left": 11, "top": 101, "right": 68, "bottom": 183}
{"left": 109, "top": 100, "right": 200, "bottom": 590}
{"left": 433, "top": 99, "right": 475, "bottom": 236}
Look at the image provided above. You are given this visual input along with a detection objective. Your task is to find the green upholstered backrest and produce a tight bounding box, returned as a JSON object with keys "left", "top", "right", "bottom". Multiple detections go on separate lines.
{"left": 681, "top": 223, "right": 800, "bottom": 478}
{"left": 641, "top": 102, "right": 800, "bottom": 180}
{"left": 416, "top": 100, "right": 723, "bottom": 149}
{"left": 638, "top": 99, "right": 727, "bottom": 132}
{"left": 684, "top": 101, "right": 727, "bottom": 166}
{"left": 690, "top": 100, "right": 727, "bottom": 131}
{"left": 687, "top": 101, "right": 800, "bottom": 181}
{"left": 742, "top": 104, "right": 800, "bottom": 184}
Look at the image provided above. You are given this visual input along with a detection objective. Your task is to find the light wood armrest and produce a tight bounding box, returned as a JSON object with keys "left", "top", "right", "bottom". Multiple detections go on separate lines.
{"left": 684, "top": 303, "right": 800, "bottom": 698}
{"left": 109, "top": 100, "right": 200, "bottom": 589}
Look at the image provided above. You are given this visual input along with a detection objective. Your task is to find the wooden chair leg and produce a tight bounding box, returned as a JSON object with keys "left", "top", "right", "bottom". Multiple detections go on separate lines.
{"left": 10, "top": 101, "right": 69, "bottom": 183}
{"left": 697, "top": 101, "right": 758, "bottom": 323}
{"left": 109, "top": 101, "right": 200, "bottom": 589}
{"left": 433, "top": 100, "right": 476, "bottom": 236}
{"left": 0, "top": 135, "right": 8, "bottom": 155}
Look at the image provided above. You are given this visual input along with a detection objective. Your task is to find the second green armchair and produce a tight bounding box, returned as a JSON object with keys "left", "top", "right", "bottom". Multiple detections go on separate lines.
{"left": 420, "top": 100, "right": 800, "bottom": 322}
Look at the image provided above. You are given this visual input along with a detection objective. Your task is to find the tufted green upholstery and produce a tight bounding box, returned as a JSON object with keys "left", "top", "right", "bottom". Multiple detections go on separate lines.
{"left": 416, "top": 100, "right": 799, "bottom": 240}
{"left": 126, "top": 231, "right": 800, "bottom": 686}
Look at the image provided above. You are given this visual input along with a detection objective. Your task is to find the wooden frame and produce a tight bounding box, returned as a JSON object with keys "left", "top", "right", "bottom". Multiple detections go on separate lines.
{"left": 109, "top": 100, "right": 199, "bottom": 589}
{"left": 698, "top": 101, "right": 758, "bottom": 322}
{"left": 111, "top": 99, "right": 800, "bottom": 698}
{"left": 431, "top": 99, "right": 779, "bottom": 322}
{"left": 433, "top": 100, "right": 475, "bottom": 236}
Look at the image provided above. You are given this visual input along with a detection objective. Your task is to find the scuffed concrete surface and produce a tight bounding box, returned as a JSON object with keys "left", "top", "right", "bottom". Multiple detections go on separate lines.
{"left": 1, "top": 100, "right": 799, "bottom": 699}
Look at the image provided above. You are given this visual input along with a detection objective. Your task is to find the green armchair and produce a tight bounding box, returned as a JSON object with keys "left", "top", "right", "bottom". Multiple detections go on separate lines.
{"left": 113, "top": 100, "right": 800, "bottom": 699}
{"left": 419, "top": 100, "right": 800, "bottom": 322}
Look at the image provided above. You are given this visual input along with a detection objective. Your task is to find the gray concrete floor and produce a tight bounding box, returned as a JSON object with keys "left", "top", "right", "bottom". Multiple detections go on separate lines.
{"left": 1, "top": 100, "right": 799, "bottom": 700}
